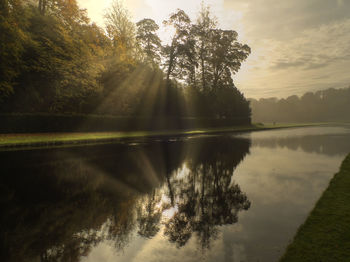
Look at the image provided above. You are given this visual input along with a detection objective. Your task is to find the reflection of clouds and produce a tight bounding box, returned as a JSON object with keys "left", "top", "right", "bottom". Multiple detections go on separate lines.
{"left": 83, "top": 242, "right": 118, "bottom": 262}
{"left": 235, "top": 147, "right": 341, "bottom": 205}
{"left": 223, "top": 241, "right": 247, "bottom": 262}
{"left": 131, "top": 230, "right": 201, "bottom": 262}
{"left": 228, "top": 145, "right": 346, "bottom": 262}
{"left": 162, "top": 206, "right": 178, "bottom": 219}
{"left": 83, "top": 237, "right": 147, "bottom": 262}
{"left": 131, "top": 229, "right": 228, "bottom": 262}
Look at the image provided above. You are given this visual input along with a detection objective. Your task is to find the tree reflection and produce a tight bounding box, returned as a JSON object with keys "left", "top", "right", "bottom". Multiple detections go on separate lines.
{"left": 40, "top": 231, "right": 102, "bottom": 262}
{"left": 163, "top": 137, "right": 251, "bottom": 248}
{"left": 0, "top": 135, "right": 251, "bottom": 261}
{"left": 137, "top": 191, "right": 162, "bottom": 238}
{"left": 0, "top": 145, "right": 145, "bottom": 262}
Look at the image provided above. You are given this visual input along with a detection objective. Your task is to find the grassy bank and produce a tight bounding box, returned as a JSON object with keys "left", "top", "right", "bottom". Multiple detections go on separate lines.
{"left": 0, "top": 123, "right": 318, "bottom": 151}
{"left": 280, "top": 153, "right": 350, "bottom": 262}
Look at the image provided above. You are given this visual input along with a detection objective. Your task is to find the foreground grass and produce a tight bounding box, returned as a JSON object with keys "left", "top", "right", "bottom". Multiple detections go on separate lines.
{"left": 280, "top": 153, "right": 350, "bottom": 262}
{"left": 0, "top": 123, "right": 320, "bottom": 151}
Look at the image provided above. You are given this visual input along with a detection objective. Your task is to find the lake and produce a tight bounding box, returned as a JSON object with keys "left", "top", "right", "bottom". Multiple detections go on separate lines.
{"left": 1, "top": 125, "right": 350, "bottom": 262}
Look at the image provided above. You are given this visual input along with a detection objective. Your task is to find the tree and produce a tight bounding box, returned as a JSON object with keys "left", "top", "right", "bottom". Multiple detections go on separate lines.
{"left": 104, "top": 0, "right": 136, "bottom": 62}
{"left": 193, "top": 3, "right": 217, "bottom": 91}
{"left": 0, "top": 0, "right": 25, "bottom": 105}
{"left": 162, "top": 9, "right": 191, "bottom": 81}
{"left": 136, "top": 18, "right": 161, "bottom": 66}
{"left": 208, "top": 29, "right": 251, "bottom": 90}
{"left": 1, "top": 1, "right": 252, "bottom": 123}
{"left": 165, "top": 5, "right": 250, "bottom": 118}
{"left": 2, "top": 1, "right": 107, "bottom": 113}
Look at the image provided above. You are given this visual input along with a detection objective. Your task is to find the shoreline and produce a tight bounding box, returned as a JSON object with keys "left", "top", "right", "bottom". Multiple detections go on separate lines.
{"left": 0, "top": 123, "right": 323, "bottom": 151}
{"left": 280, "top": 153, "right": 350, "bottom": 261}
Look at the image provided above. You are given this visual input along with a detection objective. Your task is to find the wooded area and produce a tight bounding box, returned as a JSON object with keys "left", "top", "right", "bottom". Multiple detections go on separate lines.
{"left": 250, "top": 87, "right": 350, "bottom": 123}
{"left": 0, "top": 0, "right": 251, "bottom": 125}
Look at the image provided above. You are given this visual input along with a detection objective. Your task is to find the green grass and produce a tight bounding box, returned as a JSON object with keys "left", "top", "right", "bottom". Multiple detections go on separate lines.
{"left": 280, "top": 153, "right": 350, "bottom": 262}
{"left": 0, "top": 123, "right": 322, "bottom": 151}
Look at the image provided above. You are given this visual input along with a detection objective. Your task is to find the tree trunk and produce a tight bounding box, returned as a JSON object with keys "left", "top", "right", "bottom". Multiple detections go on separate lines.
{"left": 43, "top": 0, "right": 47, "bottom": 14}
{"left": 39, "top": 0, "right": 47, "bottom": 15}
{"left": 200, "top": 41, "right": 205, "bottom": 91}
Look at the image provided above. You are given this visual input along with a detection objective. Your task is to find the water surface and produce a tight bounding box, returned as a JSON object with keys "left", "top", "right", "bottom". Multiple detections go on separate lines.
{"left": 1, "top": 125, "right": 350, "bottom": 262}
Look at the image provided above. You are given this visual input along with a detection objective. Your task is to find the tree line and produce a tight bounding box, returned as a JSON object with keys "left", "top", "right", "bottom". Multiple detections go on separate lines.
{"left": 249, "top": 87, "right": 350, "bottom": 123}
{"left": 0, "top": 0, "right": 251, "bottom": 120}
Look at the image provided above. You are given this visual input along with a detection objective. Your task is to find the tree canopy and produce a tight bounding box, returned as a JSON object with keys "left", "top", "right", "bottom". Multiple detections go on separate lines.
{"left": 0, "top": 0, "right": 251, "bottom": 121}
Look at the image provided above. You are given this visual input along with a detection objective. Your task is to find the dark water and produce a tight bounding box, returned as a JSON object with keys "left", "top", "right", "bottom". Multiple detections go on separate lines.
{"left": 1, "top": 126, "right": 350, "bottom": 262}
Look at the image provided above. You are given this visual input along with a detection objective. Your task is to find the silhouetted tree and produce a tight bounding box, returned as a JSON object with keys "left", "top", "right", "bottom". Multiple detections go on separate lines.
{"left": 163, "top": 9, "right": 192, "bottom": 81}
{"left": 136, "top": 18, "right": 162, "bottom": 66}
{"left": 193, "top": 3, "right": 217, "bottom": 91}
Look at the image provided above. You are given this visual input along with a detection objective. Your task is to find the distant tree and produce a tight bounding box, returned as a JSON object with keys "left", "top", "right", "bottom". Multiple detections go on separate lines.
{"left": 249, "top": 87, "right": 350, "bottom": 123}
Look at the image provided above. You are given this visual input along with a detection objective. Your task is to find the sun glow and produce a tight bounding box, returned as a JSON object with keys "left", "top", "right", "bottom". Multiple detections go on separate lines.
{"left": 79, "top": 0, "right": 246, "bottom": 44}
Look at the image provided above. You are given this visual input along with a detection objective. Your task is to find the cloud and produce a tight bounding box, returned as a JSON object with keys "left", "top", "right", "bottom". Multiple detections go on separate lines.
{"left": 234, "top": 17, "right": 350, "bottom": 98}
{"left": 337, "top": 0, "right": 344, "bottom": 7}
{"left": 224, "top": 0, "right": 350, "bottom": 40}
{"left": 268, "top": 19, "right": 350, "bottom": 71}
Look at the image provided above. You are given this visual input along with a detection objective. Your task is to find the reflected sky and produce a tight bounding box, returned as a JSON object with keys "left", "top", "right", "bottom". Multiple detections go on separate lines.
{"left": 1, "top": 126, "right": 350, "bottom": 262}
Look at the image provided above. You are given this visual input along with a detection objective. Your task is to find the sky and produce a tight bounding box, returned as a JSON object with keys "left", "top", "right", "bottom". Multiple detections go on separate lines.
{"left": 77, "top": 0, "right": 350, "bottom": 99}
